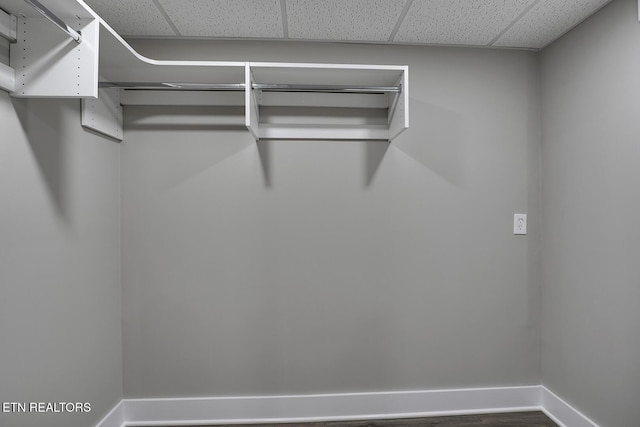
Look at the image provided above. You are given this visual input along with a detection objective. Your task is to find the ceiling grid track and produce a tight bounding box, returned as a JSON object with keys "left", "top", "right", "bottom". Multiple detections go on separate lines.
{"left": 488, "top": 0, "right": 541, "bottom": 47}
{"left": 151, "top": 0, "right": 181, "bottom": 37}
{"left": 280, "top": 0, "right": 288, "bottom": 39}
{"left": 388, "top": 0, "right": 414, "bottom": 42}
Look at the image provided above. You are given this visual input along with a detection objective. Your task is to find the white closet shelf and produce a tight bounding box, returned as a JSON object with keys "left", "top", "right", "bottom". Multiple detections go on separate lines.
{"left": 97, "top": 23, "right": 246, "bottom": 85}
{"left": 0, "top": 0, "right": 409, "bottom": 141}
{"left": 246, "top": 62, "right": 408, "bottom": 141}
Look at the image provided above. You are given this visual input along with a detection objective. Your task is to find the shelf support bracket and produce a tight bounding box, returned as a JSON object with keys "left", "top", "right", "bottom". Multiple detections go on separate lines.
{"left": 82, "top": 88, "right": 123, "bottom": 141}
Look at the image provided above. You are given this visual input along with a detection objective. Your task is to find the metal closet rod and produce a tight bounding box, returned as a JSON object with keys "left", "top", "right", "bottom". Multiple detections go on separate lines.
{"left": 98, "top": 82, "right": 402, "bottom": 94}
{"left": 23, "top": 0, "right": 82, "bottom": 43}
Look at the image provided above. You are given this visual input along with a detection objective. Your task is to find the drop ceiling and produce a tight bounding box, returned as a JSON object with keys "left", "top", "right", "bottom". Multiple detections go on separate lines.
{"left": 83, "top": 0, "right": 612, "bottom": 50}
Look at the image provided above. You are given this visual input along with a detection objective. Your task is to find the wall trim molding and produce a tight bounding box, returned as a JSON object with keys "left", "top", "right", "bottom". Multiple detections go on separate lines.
{"left": 94, "top": 399, "right": 124, "bottom": 427}
{"left": 95, "top": 385, "right": 599, "bottom": 427}
{"left": 541, "top": 387, "right": 600, "bottom": 427}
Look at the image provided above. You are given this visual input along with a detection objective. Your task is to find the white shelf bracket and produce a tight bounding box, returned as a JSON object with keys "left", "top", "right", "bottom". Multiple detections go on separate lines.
{"left": 81, "top": 87, "right": 123, "bottom": 141}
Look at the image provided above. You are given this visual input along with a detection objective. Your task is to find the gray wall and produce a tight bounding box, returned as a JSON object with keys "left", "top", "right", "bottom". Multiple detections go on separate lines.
{"left": 540, "top": 0, "right": 640, "bottom": 426}
{"left": 121, "top": 40, "right": 541, "bottom": 397}
{"left": 0, "top": 93, "right": 122, "bottom": 426}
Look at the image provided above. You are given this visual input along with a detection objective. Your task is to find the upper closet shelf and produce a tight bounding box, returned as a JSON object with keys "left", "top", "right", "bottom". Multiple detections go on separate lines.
{"left": 0, "top": 0, "right": 409, "bottom": 141}
{"left": 246, "top": 63, "right": 408, "bottom": 141}
{"left": 97, "top": 22, "right": 245, "bottom": 86}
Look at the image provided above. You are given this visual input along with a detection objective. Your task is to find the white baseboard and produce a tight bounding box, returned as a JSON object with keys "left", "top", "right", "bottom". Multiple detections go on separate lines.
{"left": 95, "top": 385, "right": 599, "bottom": 427}
{"left": 94, "top": 399, "right": 125, "bottom": 427}
{"left": 541, "top": 387, "right": 600, "bottom": 427}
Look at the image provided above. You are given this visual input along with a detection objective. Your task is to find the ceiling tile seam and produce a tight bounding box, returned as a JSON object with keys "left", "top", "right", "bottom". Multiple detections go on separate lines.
{"left": 487, "top": 0, "right": 541, "bottom": 46}
{"left": 151, "top": 0, "right": 182, "bottom": 37}
{"left": 280, "top": 0, "right": 289, "bottom": 39}
{"left": 388, "top": 0, "right": 414, "bottom": 42}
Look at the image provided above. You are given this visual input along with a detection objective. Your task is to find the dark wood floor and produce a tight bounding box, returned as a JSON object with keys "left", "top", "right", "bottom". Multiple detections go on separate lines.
{"left": 159, "top": 411, "right": 558, "bottom": 427}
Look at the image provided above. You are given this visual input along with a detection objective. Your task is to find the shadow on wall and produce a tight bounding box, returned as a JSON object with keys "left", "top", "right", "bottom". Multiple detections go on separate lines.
{"left": 364, "top": 141, "right": 389, "bottom": 187}
{"left": 125, "top": 106, "right": 253, "bottom": 189}
{"left": 12, "top": 98, "right": 70, "bottom": 222}
{"left": 257, "top": 140, "right": 389, "bottom": 189}
{"left": 126, "top": 105, "right": 391, "bottom": 190}
{"left": 393, "top": 99, "right": 461, "bottom": 186}
{"left": 124, "top": 106, "right": 246, "bottom": 132}
{"left": 123, "top": 99, "right": 459, "bottom": 191}
{"left": 257, "top": 140, "right": 271, "bottom": 187}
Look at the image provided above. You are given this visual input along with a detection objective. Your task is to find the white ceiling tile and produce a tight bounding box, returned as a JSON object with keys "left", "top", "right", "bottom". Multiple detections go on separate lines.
{"left": 493, "top": 0, "right": 611, "bottom": 49}
{"left": 287, "top": 0, "right": 408, "bottom": 42}
{"left": 84, "top": 0, "right": 177, "bottom": 36}
{"left": 394, "top": 0, "right": 536, "bottom": 45}
{"left": 84, "top": 0, "right": 612, "bottom": 50}
{"left": 157, "top": 0, "right": 283, "bottom": 38}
